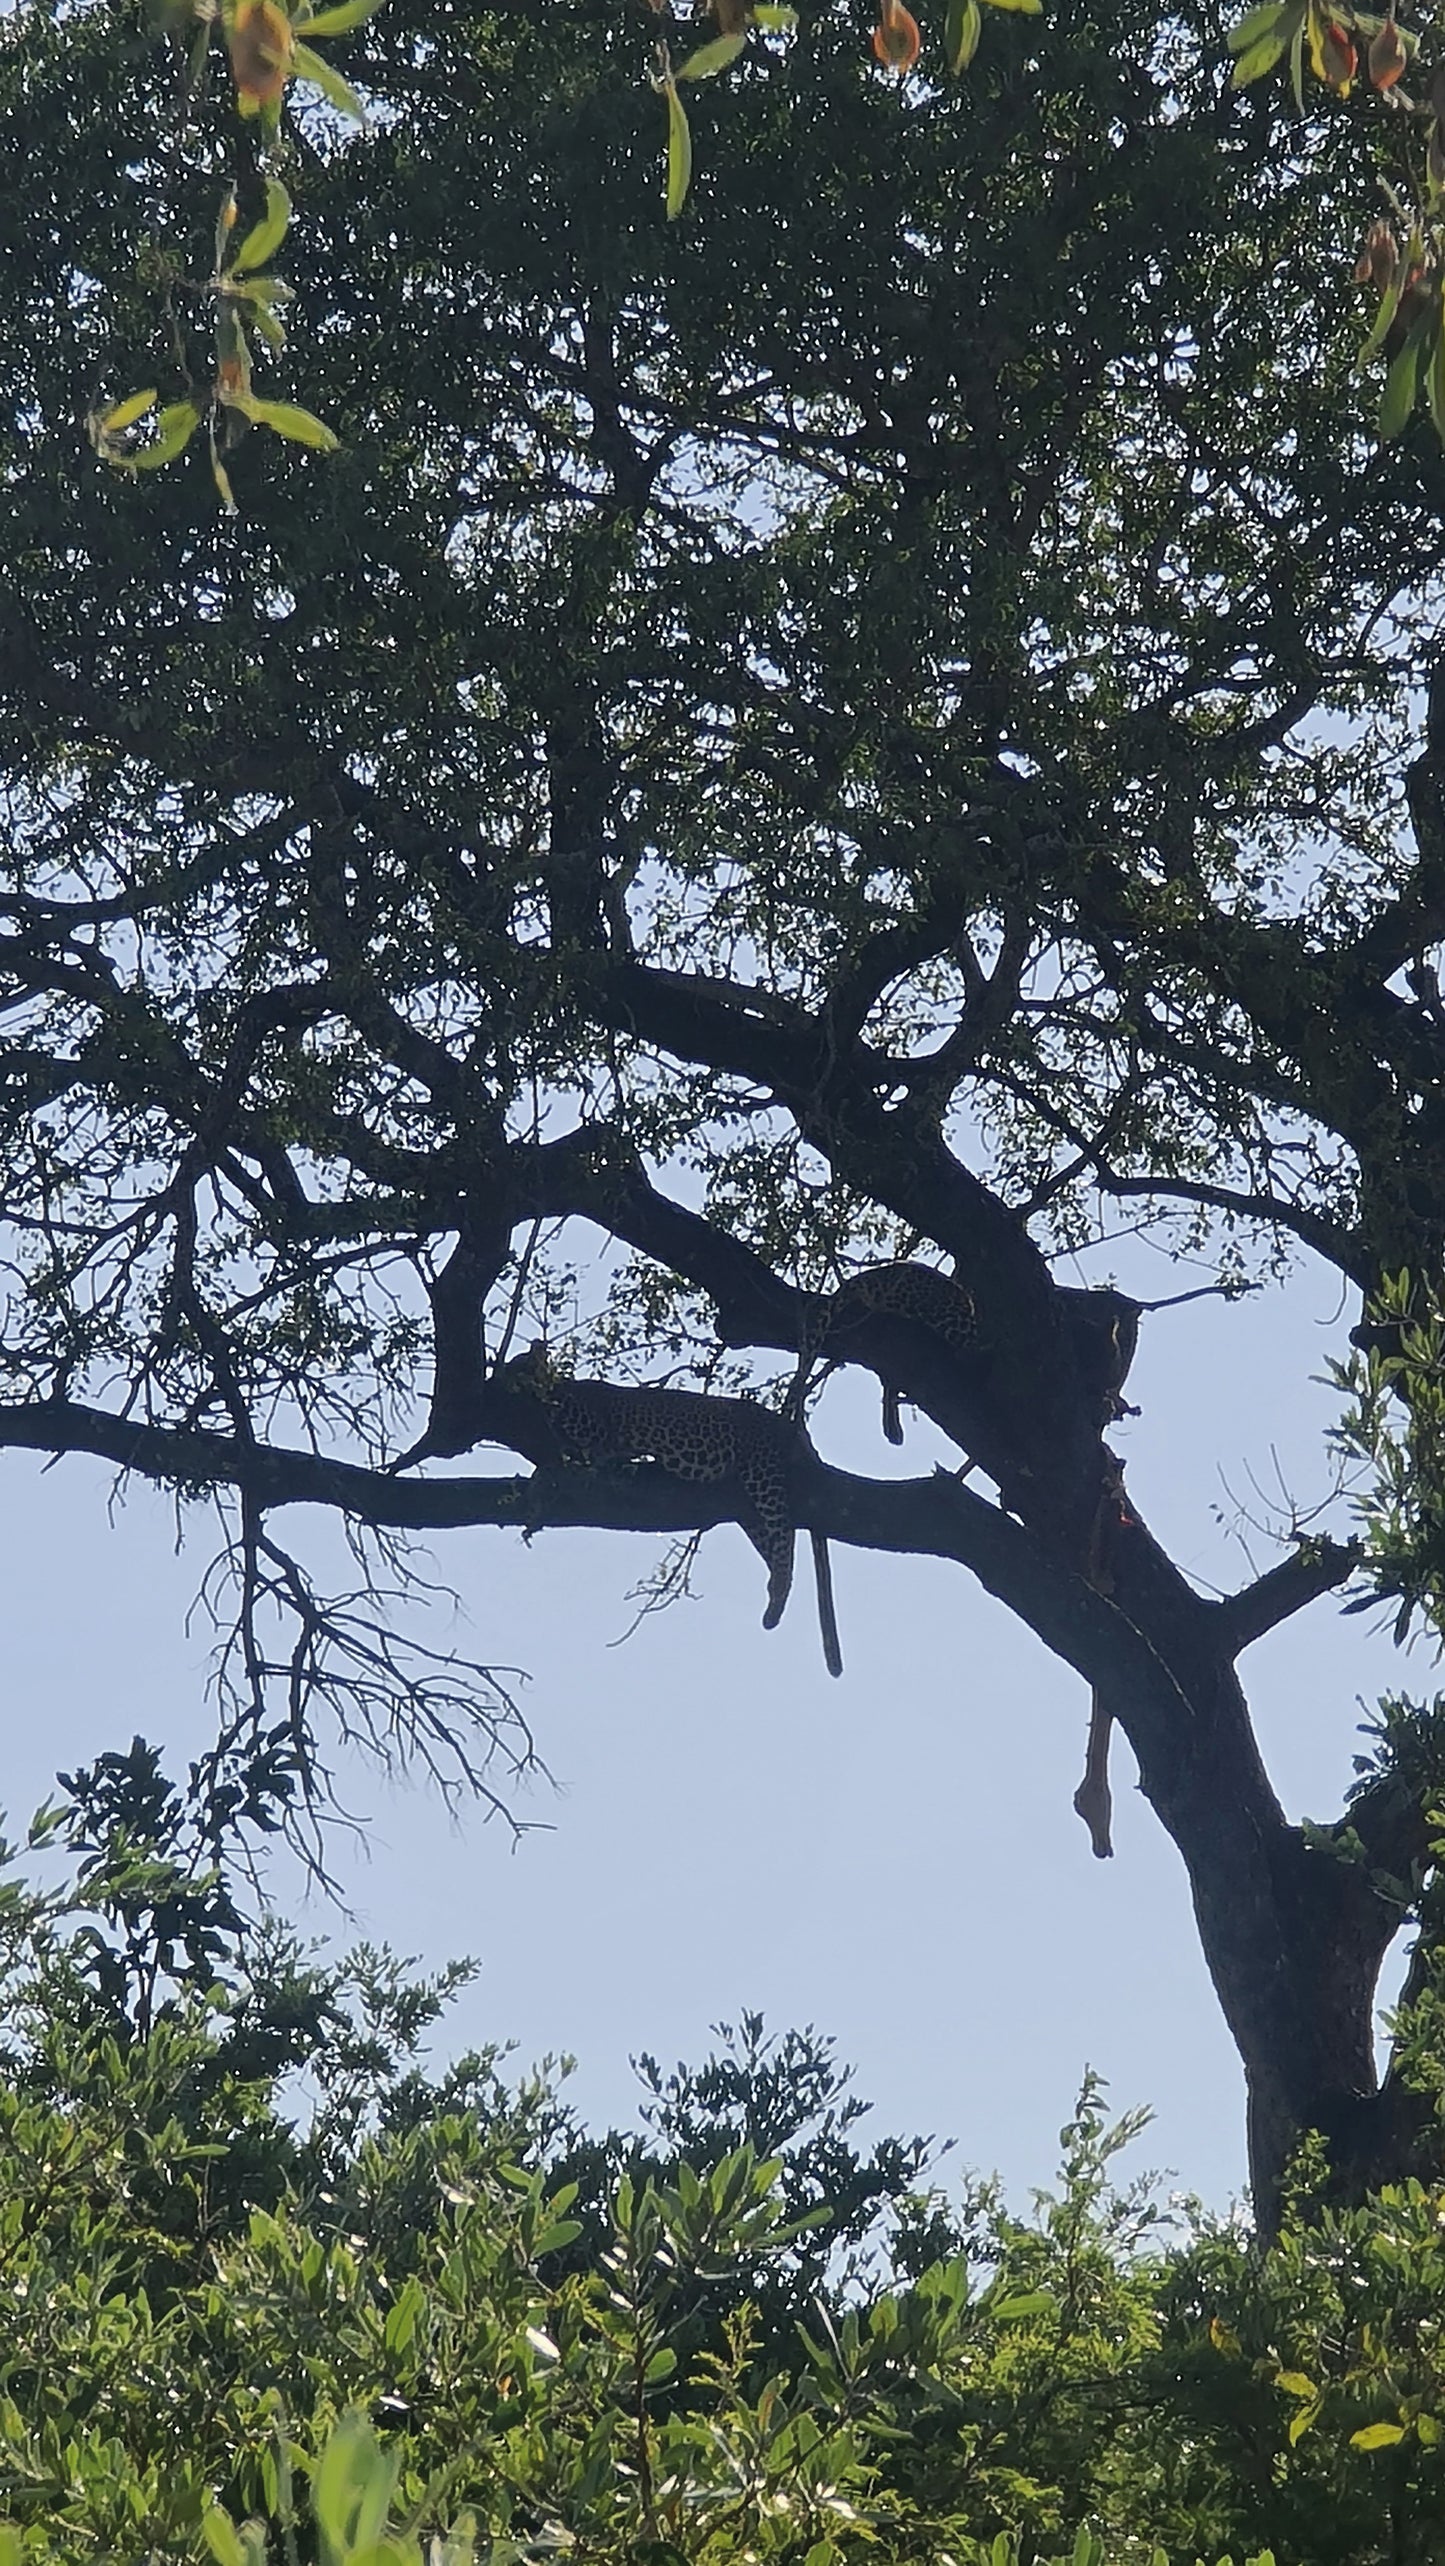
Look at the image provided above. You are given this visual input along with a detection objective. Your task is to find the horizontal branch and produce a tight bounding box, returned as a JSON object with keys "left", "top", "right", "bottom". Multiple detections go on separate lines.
{"left": 0, "top": 1395, "right": 1193, "bottom": 1776}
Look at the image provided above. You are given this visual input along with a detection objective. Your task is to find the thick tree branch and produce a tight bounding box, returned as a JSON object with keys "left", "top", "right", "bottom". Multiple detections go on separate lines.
{"left": 0, "top": 1394, "right": 1195, "bottom": 1773}
{"left": 1218, "top": 1539, "right": 1361, "bottom": 1655}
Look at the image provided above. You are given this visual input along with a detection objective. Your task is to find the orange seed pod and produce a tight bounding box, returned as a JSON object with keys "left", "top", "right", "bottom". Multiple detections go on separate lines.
{"left": 1319, "top": 16, "right": 1356, "bottom": 86}
{"left": 227, "top": 0, "right": 294, "bottom": 113}
{"left": 1368, "top": 14, "right": 1407, "bottom": 86}
{"left": 1354, "top": 217, "right": 1400, "bottom": 293}
{"left": 872, "top": 0, "right": 921, "bottom": 69}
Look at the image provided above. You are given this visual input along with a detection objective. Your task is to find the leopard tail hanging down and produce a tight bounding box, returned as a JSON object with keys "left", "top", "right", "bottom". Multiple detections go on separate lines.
{"left": 811, "top": 1531, "right": 844, "bottom": 1678}
{"left": 741, "top": 1498, "right": 843, "bottom": 1680}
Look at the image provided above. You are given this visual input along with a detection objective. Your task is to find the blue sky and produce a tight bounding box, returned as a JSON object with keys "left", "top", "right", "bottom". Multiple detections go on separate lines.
{"left": 0, "top": 1256, "right": 1411, "bottom": 2208}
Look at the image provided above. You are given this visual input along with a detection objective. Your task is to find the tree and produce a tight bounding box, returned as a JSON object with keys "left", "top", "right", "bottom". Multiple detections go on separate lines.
{"left": 4, "top": 0, "right": 1445, "bottom": 2225}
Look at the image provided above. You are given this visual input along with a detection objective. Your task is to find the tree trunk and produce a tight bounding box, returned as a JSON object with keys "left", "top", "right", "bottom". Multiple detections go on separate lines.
{"left": 1104, "top": 1516, "right": 1429, "bottom": 2226}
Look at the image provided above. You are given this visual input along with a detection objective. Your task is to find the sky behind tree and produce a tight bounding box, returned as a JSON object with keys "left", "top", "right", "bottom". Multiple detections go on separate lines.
{"left": 4, "top": 1258, "right": 1408, "bottom": 2206}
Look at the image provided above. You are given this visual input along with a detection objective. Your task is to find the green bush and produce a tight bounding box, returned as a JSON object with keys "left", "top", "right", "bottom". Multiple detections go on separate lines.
{"left": 0, "top": 1750, "right": 1440, "bottom": 2564}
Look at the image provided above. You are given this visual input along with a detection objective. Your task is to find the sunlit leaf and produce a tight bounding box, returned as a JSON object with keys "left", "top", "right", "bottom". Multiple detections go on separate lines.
{"left": 1226, "top": 0, "right": 1287, "bottom": 51}
{"left": 313, "top": 2413, "right": 398, "bottom": 2556}
{"left": 664, "top": 77, "right": 692, "bottom": 219}
{"left": 677, "top": 30, "right": 747, "bottom": 76}
{"left": 751, "top": 5, "right": 797, "bottom": 24}
{"left": 945, "top": 0, "right": 982, "bottom": 69}
{"left": 1274, "top": 2370, "right": 1318, "bottom": 2398}
{"left": 211, "top": 444, "right": 239, "bottom": 514}
{"left": 291, "top": 38, "right": 367, "bottom": 116}
{"left": 202, "top": 2510, "right": 248, "bottom": 2566}
{"left": 118, "top": 401, "right": 203, "bottom": 469}
{"left": 1351, "top": 2419, "right": 1408, "bottom": 2448}
{"left": 233, "top": 395, "right": 340, "bottom": 448}
{"left": 97, "top": 388, "right": 158, "bottom": 433}
{"left": 247, "top": 301, "right": 289, "bottom": 351}
{"left": 1230, "top": 24, "right": 1292, "bottom": 80}
{"left": 298, "top": 0, "right": 386, "bottom": 29}
{"left": 232, "top": 178, "right": 291, "bottom": 276}
{"left": 1379, "top": 329, "right": 1424, "bottom": 438}
{"left": 1358, "top": 247, "right": 1411, "bottom": 365}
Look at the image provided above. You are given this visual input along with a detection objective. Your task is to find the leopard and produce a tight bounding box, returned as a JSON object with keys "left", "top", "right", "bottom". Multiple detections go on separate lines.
{"left": 487, "top": 1344, "right": 842, "bottom": 1678}
{"left": 791, "top": 1261, "right": 978, "bottom": 1444}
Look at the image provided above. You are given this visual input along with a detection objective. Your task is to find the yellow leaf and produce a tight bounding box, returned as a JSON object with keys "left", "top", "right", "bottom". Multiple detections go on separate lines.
{"left": 663, "top": 77, "right": 692, "bottom": 219}
{"left": 1351, "top": 2420, "right": 1408, "bottom": 2450}
{"left": 291, "top": 38, "right": 367, "bottom": 116}
{"left": 118, "top": 402, "right": 203, "bottom": 470}
{"left": 211, "top": 450, "right": 239, "bottom": 514}
{"left": 945, "top": 0, "right": 981, "bottom": 70}
{"left": 242, "top": 396, "right": 340, "bottom": 449}
{"left": 1275, "top": 2371, "right": 1318, "bottom": 2399}
{"left": 298, "top": 0, "right": 387, "bottom": 33}
{"left": 677, "top": 30, "right": 747, "bottom": 75}
{"left": 231, "top": 178, "right": 291, "bottom": 277}
{"left": 98, "top": 388, "right": 158, "bottom": 433}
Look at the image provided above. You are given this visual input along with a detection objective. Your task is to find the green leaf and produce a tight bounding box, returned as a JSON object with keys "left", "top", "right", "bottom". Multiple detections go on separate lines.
{"left": 1379, "top": 332, "right": 1424, "bottom": 439}
{"left": 299, "top": 0, "right": 387, "bottom": 31}
{"left": 1226, "top": 0, "right": 1286, "bottom": 49}
{"left": 981, "top": 0, "right": 1042, "bottom": 15}
{"left": 232, "top": 179, "right": 291, "bottom": 276}
{"left": 1287, "top": 2399, "right": 1320, "bottom": 2445}
{"left": 383, "top": 2274, "right": 425, "bottom": 2356}
{"left": 1427, "top": 323, "right": 1445, "bottom": 442}
{"left": 945, "top": 0, "right": 982, "bottom": 68}
{"left": 1351, "top": 2419, "right": 1408, "bottom": 2448}
{"left": 677, "top": 30, "right": 748, "bottom": 77}
{"left": 236, "top": 396, "right": 341, "bottom": 450}
{"left": 1230, "top": 24, "right": 1291, "bottom": 81}
{"left": 291, "top": 40, "right": 367, "bottom": 117}
{"left": 533, "top": 2218, "right": 582, "bottom": 2254}
{"left": 211, "top": 443, "right": 239, "bottom": 515}
{"left": 99, "top": 387, "right": 158, "bottom": 432}
{"left": 1359, "top": 259, "right": 1410, "bottom": 367}
{"left": 644, "top": 2345, "right": 677, "bottom": 2383}
{"left": 314, "top": 2414, "right": 398, "bottom": 2562}
{"left": 990, "top": 2287, "right": 1055, "bottom": 2320}
{"left": 110, "top": 401, "right": 202, "bottom": 471}
{"left": 1274, "top": 2369, "right": 1318, "bottom": 2398}
{"left": 202, "top": 2511, "right": 248, "bottom": 2566}
{"left": 246, "top": 300, "right": 289, "bottom": 352}
{"left": 664, "top": 78, "right": 692, "bottom": 220}
{"left": 1288, "top": 13, "right": 1306, "bottom": 107}
{"left": 751, "top": 4, "right": 797, "bottom": 23}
